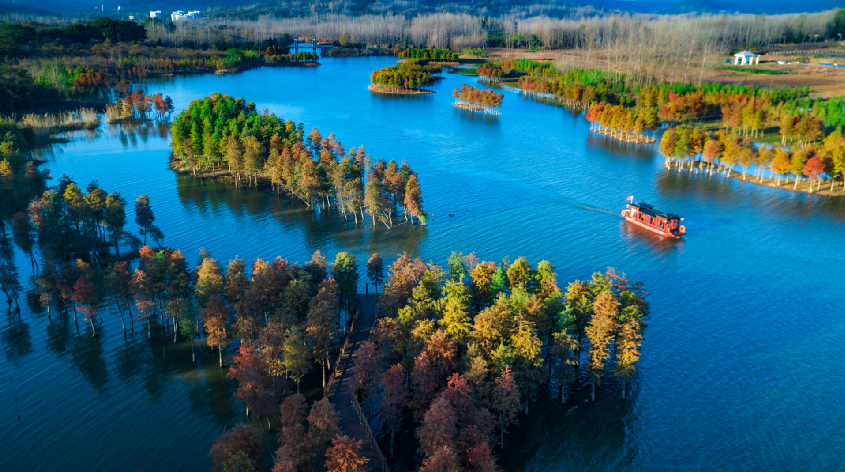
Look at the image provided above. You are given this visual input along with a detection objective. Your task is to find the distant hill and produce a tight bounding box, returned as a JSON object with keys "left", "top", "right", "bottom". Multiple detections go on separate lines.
{"left": 0, "top": 0, "right": 61, "bottom": 15}
{"left": 588, "top": 0, "right": 842, "bottom": 14}
{"left": 13, "top": 0, "right": 844, "bottom": 16}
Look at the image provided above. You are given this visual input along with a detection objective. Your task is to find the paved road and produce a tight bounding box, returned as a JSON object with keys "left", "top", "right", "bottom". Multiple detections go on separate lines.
{"left": 329, "top": 294, "right": 380, "bottom": 471}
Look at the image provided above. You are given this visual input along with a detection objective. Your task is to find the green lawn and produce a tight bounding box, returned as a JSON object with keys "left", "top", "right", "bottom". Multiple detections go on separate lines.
{"left": 454, "top": 67, "right": 478, "bottom": 76}
{"left": 722, "top": 66, "right": 789, "bottom": 75}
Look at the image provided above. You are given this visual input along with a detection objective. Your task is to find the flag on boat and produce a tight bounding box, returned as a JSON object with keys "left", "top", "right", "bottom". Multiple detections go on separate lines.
{"left": 626, "top": 195, "right": 633, "bottom": 201}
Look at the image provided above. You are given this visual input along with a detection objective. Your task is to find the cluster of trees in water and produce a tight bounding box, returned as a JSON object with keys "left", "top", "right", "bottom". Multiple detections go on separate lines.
{"left": 509, "top": 62, "right": 622, "bottom": 110}
{"left": 452, "top": 85, "right": 504, "bottom": 116}
{"left": 586, "top": 103, "right": 659, "bottom": 141}
{"left": 476, "top": 63, "right": 503, "bottom": 83}
{"left": 659, "top": 126, "right": 845, "bottom": 191}
{"left": 370, "top": 60, "right": 442, "bottom": 92}
{"left": 487, "top": 58, "right": 845, "bottom": 147}
{"left": 0, "top": 169, "right": 164, "bottom": 322}
{"left": 397, "top": 48, "right": 459, "bottom": 61}
{"left": 105, "top": 86, "right": 175, "bottom": 123}
{"left": 210, "top": 251, "right": 648, "bottom": 472}
{"left": 170, "top": 94, "right": 427, "bottom": 227}
{"left": 336, "top": 253, "right": 648, "bottom": 471}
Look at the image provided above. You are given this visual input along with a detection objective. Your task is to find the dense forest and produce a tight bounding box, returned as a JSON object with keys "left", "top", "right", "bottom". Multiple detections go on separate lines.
{"left": 170, "top": 94, "right": 427, "bottom": 227}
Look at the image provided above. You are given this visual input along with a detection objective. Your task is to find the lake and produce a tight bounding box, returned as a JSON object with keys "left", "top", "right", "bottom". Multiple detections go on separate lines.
{"left": 1, "top": 55, "right": 844, "bottom": 472}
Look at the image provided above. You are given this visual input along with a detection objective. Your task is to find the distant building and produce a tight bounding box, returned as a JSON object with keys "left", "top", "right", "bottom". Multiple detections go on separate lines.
{"left": 171, "top": 10, "right": 201, "bottom": 21}
{"left": 150, "top": 11, "right": 161, "bottom": 18}
{"left": 733, "top": 51, "right": 760, "bottom": 65}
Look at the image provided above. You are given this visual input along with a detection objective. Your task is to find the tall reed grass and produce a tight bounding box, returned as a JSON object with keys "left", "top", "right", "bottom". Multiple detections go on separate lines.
{"left": 14, "top": 108, "right": 100, "bottom": 140}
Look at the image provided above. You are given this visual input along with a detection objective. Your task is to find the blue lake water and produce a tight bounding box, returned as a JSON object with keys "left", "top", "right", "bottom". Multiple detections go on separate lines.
{"left": 1, "top": 55, "right": 844, "bottom": 472}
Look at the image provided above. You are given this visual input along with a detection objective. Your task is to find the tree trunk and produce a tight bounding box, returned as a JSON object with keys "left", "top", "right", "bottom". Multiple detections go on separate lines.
{"left": 621, "top": 379, "right": 627, "bottom": 399}
{"left": 500, "top": 410, "right": 504, "bottom": 449}
{"left": 261, "top": 417, "right": 275, "bottom": 462}
{"left": 591, "top": 380, "right": 596, "bottom": 402}
{"left": 117, "top": 306, "right": 126, "bottom": 334}
{"left": 219, "top": 346, "right": 223, "bottom": 367}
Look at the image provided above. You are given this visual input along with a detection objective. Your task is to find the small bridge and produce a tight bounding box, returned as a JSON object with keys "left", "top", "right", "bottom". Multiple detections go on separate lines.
{"left": 291, "top": 37, "right": 333, "bottom": 54}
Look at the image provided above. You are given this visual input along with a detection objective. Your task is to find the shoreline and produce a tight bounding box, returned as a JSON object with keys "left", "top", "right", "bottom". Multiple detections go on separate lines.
{"left": 453, "top": 103, "right": 483, "bottom": 112}
{"left": 368, "top": 84, "right": 434, "bottom": 95}
{"left": 453, "top": 103, "right": 500, "bottom": 115}
{"left": 215, "top": 61, "right": 319, "bottom": 75}
{"left": 591, "top": 126, "right": 656, "bottom": 144}
{"left": 457, "top": 69, "right": 843, "bottom": 199}
{"left": 664, "top": 159, "right": 845, "bottom": 197}
{"left": 169, "top": 158, "right": 272, "bottom": 187}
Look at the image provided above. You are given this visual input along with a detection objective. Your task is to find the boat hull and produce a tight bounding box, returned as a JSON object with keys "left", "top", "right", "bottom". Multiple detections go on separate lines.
{"left": 623, "top": 215, "right": 683, "bottom": 238}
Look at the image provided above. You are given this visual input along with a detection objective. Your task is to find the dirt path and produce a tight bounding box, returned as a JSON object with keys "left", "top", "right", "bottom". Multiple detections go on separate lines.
{"left": 329, "top": 294, "right": 380, "bottom": 471}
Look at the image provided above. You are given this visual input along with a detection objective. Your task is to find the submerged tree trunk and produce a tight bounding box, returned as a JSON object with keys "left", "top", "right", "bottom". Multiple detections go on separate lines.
{"left": 261, "top": 417, "right": 275, "bottom": 461}
{"left": 218, "top": 346, "right": 223, "bottom": 367}
{"left": 117, "top": 307, "right": 126, "bottom": 334}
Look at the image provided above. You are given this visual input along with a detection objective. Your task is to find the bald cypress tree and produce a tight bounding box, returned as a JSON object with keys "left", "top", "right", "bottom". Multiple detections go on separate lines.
{"left": 586, "top": 292, "right": 618, "bottom": 401}
{"left": 332, "top": 252, "right": 358, "bottom": 333}
{"left": 439, "top": 280, "right": 471, "bottom": 345}
{"left": 614, "top": 318, "right": 643, "bottom": 399}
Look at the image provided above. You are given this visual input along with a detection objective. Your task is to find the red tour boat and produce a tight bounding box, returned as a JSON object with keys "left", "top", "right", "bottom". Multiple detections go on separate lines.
{"left": 621, "top": 196, "right": 685, "bottom": 238}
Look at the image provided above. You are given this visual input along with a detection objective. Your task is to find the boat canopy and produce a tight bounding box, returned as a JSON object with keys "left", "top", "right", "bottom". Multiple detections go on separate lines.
{"left": 629, "top": 202, "right": 681, "bottom": 220}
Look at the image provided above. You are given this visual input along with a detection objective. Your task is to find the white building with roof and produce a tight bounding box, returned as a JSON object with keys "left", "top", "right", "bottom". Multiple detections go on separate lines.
{"left": 733, "top": 51, "right": 760, "bottom": 65}
{"left": 150, "top": 11, "right": 161, "bottom": 18}
{"left": 171, "top": 10, "right": 201, "bottom": 21}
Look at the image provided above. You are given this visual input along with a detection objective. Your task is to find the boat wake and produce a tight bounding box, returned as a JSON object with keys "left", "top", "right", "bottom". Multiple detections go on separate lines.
{"left": 575, "top": 203, "right": 623, "bottom": 217}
